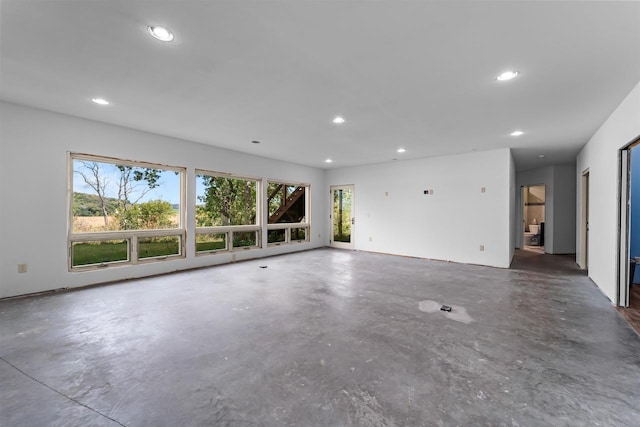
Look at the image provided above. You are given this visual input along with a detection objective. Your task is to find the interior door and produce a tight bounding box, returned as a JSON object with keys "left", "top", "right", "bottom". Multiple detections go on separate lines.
{"left": 582, "top": 171, "right": 589, "bottom": 269}
{"left": 330, "top": 185, "right": 354, "bottom": 249}
{"left": 619, "top": 149, "right": 631, "bottom": 307}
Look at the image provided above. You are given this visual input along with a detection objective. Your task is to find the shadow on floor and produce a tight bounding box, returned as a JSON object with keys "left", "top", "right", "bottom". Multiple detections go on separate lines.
{"left": 618, "top": 285, "right": 640, "bottom": 336}
{"left": 512, "top": 249, "right": 640, "bottom": 336}
{"left": 511, "top": 249, "right": 586, "bottom": 277}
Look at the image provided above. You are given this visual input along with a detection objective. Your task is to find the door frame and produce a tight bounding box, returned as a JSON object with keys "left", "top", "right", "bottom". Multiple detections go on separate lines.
{"left": 330, "top": 184, "right": 354, "bottom": 250}
{"left": 521, "top": 184, "right": 546, "bottom": 250}
{"left": 618, "top": 136, "right": 640, "bottom": 307}
{"left": 579, "top": 169, "right": 589, "bottom": 270}
{"left": 618, "top": 148, "right": 631, "bottom": 307}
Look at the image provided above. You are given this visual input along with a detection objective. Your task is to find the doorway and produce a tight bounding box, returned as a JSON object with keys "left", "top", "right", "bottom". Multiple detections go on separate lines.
{"left": 618, "top": 137, "right": 640, "bottom": 308}
{"left": 330, "top": 185, "right": 354, "bottom": 250}
{"left": 522, "top": 185, "right": 545, "bottom": 253}
{"left": 580, "top": 169, "right": 589, "bottom": 270}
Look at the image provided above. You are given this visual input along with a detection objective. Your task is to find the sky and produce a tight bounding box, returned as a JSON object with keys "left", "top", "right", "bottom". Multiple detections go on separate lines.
{"left": 73, "top": 160, "right": 181, "bottom": 205}
{"left": 73, "top": 161, "right": 261, "bottom": 207}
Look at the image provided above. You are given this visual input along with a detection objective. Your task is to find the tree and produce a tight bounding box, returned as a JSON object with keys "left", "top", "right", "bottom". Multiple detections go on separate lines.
{"left": 74, "top": 159, "right": 166, "bottom": 231}
{"left": 197, "top": 176, "right": 256, "bottom": 226}
{"left": 115, "top": 165, "right": 161, "bottom": 214}
{"left": 137, "top": 200, "right": 175, "bottom": 229}
{"left": 114, "top": 200, "right": 175, "bottom": 230}
{"left": 75, "top": 161, "right": 111, "bottom": 226}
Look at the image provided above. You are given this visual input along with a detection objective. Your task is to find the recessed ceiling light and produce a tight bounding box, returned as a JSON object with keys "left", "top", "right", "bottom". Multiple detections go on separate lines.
{"left": 510, "top": 130, "right": 524, "bottom": 136}
{"left": 91, "top": 98, "right": 109, "bottom": 105}
{"left": 147, "top": 26, "right": 174, "bottom": 42}
{"left": 251, "top": 140, "right": 260, "bottom": 144}
{"left": 325, "top": 159, "right": 333, "bottom": 163}
{"left": 397, "top": 148, "right": 406, "bottom": 153}
{"left": 538, "top": 154, "right": 545, "bottom": 158}
{"left": 497, "top": 70, "right": 519, "bottom": 81}
{"left": 332, "top": 116, "right": 345, "bottom": 124}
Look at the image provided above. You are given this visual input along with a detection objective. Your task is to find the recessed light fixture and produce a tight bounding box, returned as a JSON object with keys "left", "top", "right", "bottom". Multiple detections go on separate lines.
{"left": 397, "top": 148, "right": 406, "bottom": 153}
{"left": 538, "top": 154, "right": 545, "bottom": 158}
{"left": 91, "top": 98, "right": 109, "bottom": 105}
{"left": 497, "top": 70, "right": 519, "bottom": 81}
{"left": 147, "top": 25, "right": 174, "bottom": 42}
{"left": 332, "top": 116, "right": 345, "bottom": 124}
{"left": 510, "top": 130, "right": 524, "bottom": 137}
{"left": 251, "top": 140, "right": 261, "bottom": 144}
{"left": 325, "top": 159, "right": 333, "bottom": 163}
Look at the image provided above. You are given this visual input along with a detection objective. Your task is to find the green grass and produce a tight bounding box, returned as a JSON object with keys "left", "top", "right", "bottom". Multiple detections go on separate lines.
{"left": 233, "top": 231, "right": 256, "bottom": 248}
{"left": 196, "top": 240, "right": 227, "bottom": 252}
{"left": 138, "top": 238, "right": 180, "bottom": 259}
{"left": 72, "top": 241, "right": 128, "bottom": 266}
{"left": 72, "top": 238, "right": 180, "bottom": 266}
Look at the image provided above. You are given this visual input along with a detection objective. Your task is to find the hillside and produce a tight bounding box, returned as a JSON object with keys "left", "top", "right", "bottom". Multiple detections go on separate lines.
{"left": 73, "top": 192, "right": 119, "bottom": 216}
{"left": 74, "top": 193, "right": 180, "bottom": 216}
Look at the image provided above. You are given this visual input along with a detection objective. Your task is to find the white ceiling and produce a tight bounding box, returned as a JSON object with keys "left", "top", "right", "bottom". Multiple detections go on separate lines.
{"left": 2, "top": 1, "right": 639, "bottom": 170}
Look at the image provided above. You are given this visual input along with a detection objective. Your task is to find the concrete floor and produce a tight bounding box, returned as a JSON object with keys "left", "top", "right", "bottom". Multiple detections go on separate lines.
{"left": 1, "top": 249, "right": 639, "bottom": 426}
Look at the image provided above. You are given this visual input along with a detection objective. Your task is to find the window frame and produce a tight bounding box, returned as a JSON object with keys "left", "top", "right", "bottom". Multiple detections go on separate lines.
{"left": 68, "top": 153, "right": 186, "bottom": 271}
{"left": 266, "top": 179, "right": 310, "bottom": 246}
{"left": 195, "top": 169, "right": 262, "bottom": 255}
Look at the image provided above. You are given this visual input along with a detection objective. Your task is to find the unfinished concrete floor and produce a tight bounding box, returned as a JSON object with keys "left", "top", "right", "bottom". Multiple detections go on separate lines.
{"left": 1, "top": 249, "right": 640, "bottom": 426}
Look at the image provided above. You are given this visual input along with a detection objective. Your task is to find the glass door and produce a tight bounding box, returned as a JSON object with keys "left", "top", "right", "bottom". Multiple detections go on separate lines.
{"left": 330, "top": 185, "right": 354, "bottom": 249}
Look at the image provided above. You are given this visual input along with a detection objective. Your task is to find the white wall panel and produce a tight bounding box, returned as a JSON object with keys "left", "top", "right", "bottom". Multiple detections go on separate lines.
{"left": 576, "top": 80, "right": 640, "bottom": 302}
{"left": 0, "top": 102, "right": 327, "bottom": 298}
{"left": 326, "top": 149, "right": 513, "bottom": 268}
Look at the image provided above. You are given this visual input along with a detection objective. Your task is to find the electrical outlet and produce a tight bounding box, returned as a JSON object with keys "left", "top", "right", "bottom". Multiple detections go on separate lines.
{"left": 18, "top": 264, "right": 27, "bottom": 273}
{"left": 429, "top": 189, "right": 434, "bottom": 195}
{"left": 479, "top": 245, "right": 485, "bottom": 252}
{"left": 481, "top": 187, "right": 486, "bottom": 193}
{"left": 369, "top": 236, "right": 372, "bottom": 242}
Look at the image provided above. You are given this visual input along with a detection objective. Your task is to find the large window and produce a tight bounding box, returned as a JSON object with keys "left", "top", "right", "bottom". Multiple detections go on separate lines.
{"left": 69, "top": 154, "right": 184, "bottom": 269}
{"left": 195, "top": 171, "right": 261, "bottom": 254}
{"left": 266, "top": 181, "right": 309, "bottom": 245}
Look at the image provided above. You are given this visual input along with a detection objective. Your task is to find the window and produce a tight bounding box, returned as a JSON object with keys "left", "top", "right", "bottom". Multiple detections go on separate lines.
{"left": 69, "top": 154, "right": 184, "bottom": 269}
{"left": 195, "top": 171, "right": 261, "bottom": 254}
{"left": 266, "top": 181, "right": 309, "bottom": 245}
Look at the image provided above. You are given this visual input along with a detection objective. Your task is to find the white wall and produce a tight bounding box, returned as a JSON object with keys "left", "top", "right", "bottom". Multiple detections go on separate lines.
{"left": 515, "top": 164, "right": 576, "bottom": 254}
{"left": 326, "top": 148, "right": 513, "bottom": 268}
{"left": 0, "top": 102, "right": 327, "bottom": 298}
{"left": 576, "top": 80, "right": 640, "bottom": 303}
{"left": 552, "top": 165, "right": 577, "bottom": 254}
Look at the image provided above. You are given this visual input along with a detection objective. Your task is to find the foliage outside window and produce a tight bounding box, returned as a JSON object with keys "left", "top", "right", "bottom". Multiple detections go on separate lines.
{"left": 266, "top": 181, "right": 309, "bottom": 245}
{"left": 70, "top": 154, "right": 184, "bottom": 269}
{"left": 195, "top": 171, "right": 261, "bottom": 254}
{"left": 333, "top": 188, "right": 352, "bottom": 243}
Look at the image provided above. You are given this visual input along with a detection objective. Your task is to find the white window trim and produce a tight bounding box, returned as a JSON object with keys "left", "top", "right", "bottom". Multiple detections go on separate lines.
{"left": 266, "top": 180, "right": 310, "bottom": 246}
{"left": 195, "top": 170, "right": 262, "bottom": 255}
{"left": 266, "top": 223, "right": 310, "bottom": 246}
{"left": 195, "top": 225, "right": 262, "bottom": 255}
{"left": 68, "top": 153, "right": 186, "bottom": 271}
